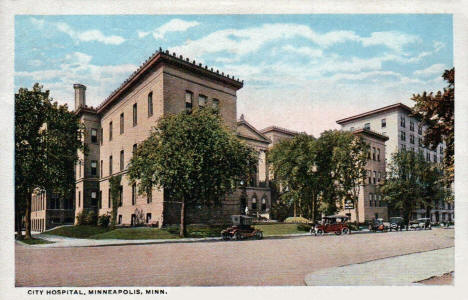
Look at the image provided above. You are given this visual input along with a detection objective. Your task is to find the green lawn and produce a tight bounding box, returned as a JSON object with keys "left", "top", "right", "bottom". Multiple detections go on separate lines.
{"left": 43, "top": 224, "right": 308, "bottom": 240}
{"left": 20, "top": 237, "right": 54, "bottom": 245}
{"left": 254, "top": 223, "right": 310, "bottom": 236}
{"left": 44, "top": 225, "right": 110, "bottom": 238}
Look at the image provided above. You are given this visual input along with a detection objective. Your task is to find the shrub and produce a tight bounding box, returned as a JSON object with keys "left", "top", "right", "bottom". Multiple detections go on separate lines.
{"left": 76, "top": 211, "right": 86, "bottom": 225}
{"left": 284, "top": 216, "right": 311, "bottom": 224}
{"left": 85, "top": 211, "right": 98, "bottom": 225}
{"left": 98, "top": 213, "right": 111, "bottom": 228}
{"left": 297, "top": 224, "right": 312, "bottom": 232}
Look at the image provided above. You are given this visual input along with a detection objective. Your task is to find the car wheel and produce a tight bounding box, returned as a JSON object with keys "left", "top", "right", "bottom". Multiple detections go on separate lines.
{"left": 315, "top": 229, "right": 324, "bottom": 236}
{"left": 335, "top": 230, "right": 342, "bottom": 235}
{"left": 256, "top": 231, "right": 263, "bottom": 240}
{"left": 342, "top": 227, "right": 350, "bottom": 235}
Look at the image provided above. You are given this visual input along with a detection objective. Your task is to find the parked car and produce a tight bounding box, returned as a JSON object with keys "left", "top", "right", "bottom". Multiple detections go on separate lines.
{"left": 221, "top": 215, "right": 263, "bottom": 240}
{"left": 389, "top": 217, "right": 405, "bottom": 231}
{"left": 409, "top": 218, "right": 432, "bottom": 230}
{"left": 310, "top": 215, "right": 350, "bottom": 236}
{"left": 368, "top": 218, "right": 389, "bottom": 232}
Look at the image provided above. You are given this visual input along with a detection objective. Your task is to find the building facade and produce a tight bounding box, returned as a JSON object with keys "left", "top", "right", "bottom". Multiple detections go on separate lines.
{"left": 74, "top": 49, "right": 290, "bottom": 226}
{"left": 337, "top": 129, "right": 389, "bottom": 222}
{"left": 336, "top": 103, "right": 453, "bottom": 223}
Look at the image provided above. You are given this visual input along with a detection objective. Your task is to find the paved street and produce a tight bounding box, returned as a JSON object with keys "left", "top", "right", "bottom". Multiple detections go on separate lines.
{"left": 15, "top": 228, "right": 453, "bottom": 286}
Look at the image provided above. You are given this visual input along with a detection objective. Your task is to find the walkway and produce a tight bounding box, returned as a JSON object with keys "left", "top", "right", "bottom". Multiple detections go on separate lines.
{"left": 304, "top": 247, "right": 454, "bottom": 285}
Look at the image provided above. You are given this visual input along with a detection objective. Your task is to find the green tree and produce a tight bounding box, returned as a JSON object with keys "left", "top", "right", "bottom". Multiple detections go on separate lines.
{"left": 411, "top": 68, "right": 454, "bottom": 186}
{"left": 127, "top": 108, "right": 257, "bottom": 237}
{"left": 329, "top": 131, "right": 369, "bottom": 224}
{"left": 380, "top": 150, "right": 444, "bottom": 227}
{"left": 15, "top": 83, "right": 83, "bottom": 239}
{"left": 109, "top": 175, "right": 122, "bottom": 228}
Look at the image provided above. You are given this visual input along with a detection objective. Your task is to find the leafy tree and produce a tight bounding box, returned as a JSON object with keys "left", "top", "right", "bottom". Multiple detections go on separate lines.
{"left": 15, "top": 83, "right": 83, "bottom": 239}
{"left": 109, "top": 175, "right": 122, "bottom": 228}
{"left": 411, "top": 68, "right": 454, "bottom": 186}
{"left": 127, "top": 108, "right": 257, "bottom": 237}
{"left": 380, "top": 150, "right": 444, "bottom": 227}
{"left": 268, "top": 134, "right": 319, "bottom": 220}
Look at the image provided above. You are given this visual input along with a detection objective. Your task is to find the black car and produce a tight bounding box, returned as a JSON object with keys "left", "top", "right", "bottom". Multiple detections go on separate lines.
{"left": 389, "top": 217, "right": 405, "bottom": 231}
{"left": 368, "top": 218, "right": 389, "bottom": 232}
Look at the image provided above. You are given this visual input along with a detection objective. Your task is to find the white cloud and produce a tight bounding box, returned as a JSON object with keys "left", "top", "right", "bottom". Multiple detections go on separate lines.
{"left": 282, "top": 45, "right": 323, "bottom": 58}
{"left": 433, "top": 41, "right": 445, "bottom": 52}
{"left": 138, "top": 19, "right": 200, "bottom": 40}
{"left": 30, "top": 17, "right": 45, "bottom": 29}
{"left": 361, "top": 31, "right": 421, "bottom": 53}
{"left": 414, "top": 64, "right": 446, "bottom": 77}
{"left": 55, "top": 22, "right": 125, "bottom": 45}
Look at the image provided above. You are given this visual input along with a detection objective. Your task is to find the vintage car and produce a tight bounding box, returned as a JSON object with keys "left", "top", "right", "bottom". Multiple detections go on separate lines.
{"left": 310, "top": 215, "right": 350, "bottom": 236}
{"left": 221, "top": 215, "right": 263, "bottom": 240}
{"left": 389, "top": 217, "right": 406, "bottom": 231}
{"left": 368, "top": 218, "right": 389, "bottom": 232}
{"left": 409, "top": 218, "right": 432, "bottom": 230}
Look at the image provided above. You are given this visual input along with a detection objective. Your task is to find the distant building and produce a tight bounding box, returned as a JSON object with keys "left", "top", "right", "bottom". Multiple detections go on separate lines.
{"left": 336, "top": 103, "right": 453, "bottom": 223}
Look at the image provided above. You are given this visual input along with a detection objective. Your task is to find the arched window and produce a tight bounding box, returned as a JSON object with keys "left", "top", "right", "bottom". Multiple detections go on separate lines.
{"left": 251, "top": 195, "right": 257, "bottom": 210}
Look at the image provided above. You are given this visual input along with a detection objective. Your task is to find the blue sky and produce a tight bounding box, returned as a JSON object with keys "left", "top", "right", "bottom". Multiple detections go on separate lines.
{"left": 15, "top": 14, "right": 453, "bottom": 136}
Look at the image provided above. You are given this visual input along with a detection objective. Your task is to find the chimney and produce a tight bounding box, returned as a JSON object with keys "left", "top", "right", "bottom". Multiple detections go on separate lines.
{"left": 74, "top": 84, "right": 86, "bottom": 110}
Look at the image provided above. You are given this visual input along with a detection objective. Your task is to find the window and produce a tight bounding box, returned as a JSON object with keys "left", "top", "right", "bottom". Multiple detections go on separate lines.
{"left": 99, "top": 191, "right": 102, "bottom": 209}
{"left": 426, "top": 152, "right": 430, "bottom": 162}
{"left": 372, "top": 147, "right": 376, "bottom": 161}
{"left": 198, "top": 94, "right": 207, "bottom": 108}
{"left": 100, "top": 160, "right": 103, "bottom": 177}
{"left": 119, "top": 186, "right": 123, "bottom": 207}
{"left": 364, "top": 123, "right": 370, "bottom": 130}
{"left": 109, "top": 122, "right": 113, "bottom": 141}
{"left": 91, "top": 128, "right": 97, "bottom": 143}
{"left": 433, "top": 154, "right": 437, "bottom": 163}
{"left": 133, "top": 143, "right": 137, "bottom": 156}
{"left": 109, "top": 155, "right": 113, "bottom": 175}
{"left": 100, "top": 128, "right": 103, "bottom": 145}
{"left": 377, "top": 148, "right": 381, "bottom": 161}
{"left": 91, "top": 161, "right": 97, "bottom": 176}
{"left": 400, "top": 116, "right": 406, "bottom": 128}
{"left": 401, "top": 144, "right": 406, "bottom": 151}
{"left": 261, "top": 197, "right": 267, "bottom": 211}
{"left": 418, "top": 137, "right": 423, "bottom": 147}
{"left": 410, "top": 134, "right": 414, "bottom": 144}
{"left": 147, "top": 187, "right": 152, "bottom": 204}
{"left": 120, "top": 150, "right": 124, "bottom": 171}
{"left": 212, "top": 98, "right": 219, "bottom": 109}
{"left": 373, "top": 171, "right": 377, "bottom": 184}
{"left": 146, "top": 213, "right": 152, "bottom": 223}
{"left": 377, "top": 172, "right": 381, "bottom": 182}
{"left": 78, "top": 161, "right": 81, "bottom": 178}
{"left": 410, "top": 121, "right": 414, "bottom": 131}
{"left": 133, "top": 103, "right": 138, "bottom": 126}
{"left": 91, "top": 191, "right": 97, "bottom": 207}
{"left": 120, "top": 113, "right": 124, "bottom": 134}
{"left": 132, "top": 183, "right": 136, "bottom": 205}
{"left": 108, "top": 188, "right": 111, "bottom": 208}
{"left": 369, "top": 194, "right": 373, "bottom": 207}
{"left": 381, "top": 118, "right": 386, "bottom": 128}
{"left": 148, "top": 92, "right": 153, "bottom": 117}
{"left": 251, "top": 196, "right": 257, "bottom": 210}
{"left": 185, "top": 91, "right": 193, "bottom": 112}
{"left": 440, "top": 146, "right": 443, "bottom": 154}
{"left": 368, "top": 170, "right": 371, "bottom": 184}
{"left": 419, "top": 149, "right": 424, "bottom": 156}
{"left": 418, "top": 124, "right": 422, "bottom": 135}
{"left": 78, "top": 191, "right": 81, "bottom": 208}
{"left": 400, "top": 131, "right": 406, "bottom": 141}
{"left": 118, "top": 215, "right": 122, "bottom": 225}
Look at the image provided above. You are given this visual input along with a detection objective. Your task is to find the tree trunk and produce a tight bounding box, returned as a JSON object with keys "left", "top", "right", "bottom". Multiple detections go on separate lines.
{"left": 293, "top": 202, "right": 296, "bottom": 217}
{"left": 179, "top": 200, "right": 186, "bottom": 238}
{"left": 354, "top": 197, "right": 360, "bottom": 226}
{"left": 16, "top": 209, "right": 23, "bottom": 240}
{"left": 24, "top": 192, "right": 32, "bottom": 240}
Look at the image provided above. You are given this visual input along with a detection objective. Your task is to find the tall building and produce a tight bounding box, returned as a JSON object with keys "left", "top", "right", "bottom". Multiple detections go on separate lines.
{"left": 338, "top": 129, "right": 389, "bottom": 222}
{"left": 74, "top": 48, "right": 290, "bottom": 226}
{"left": 336, "top": 103, "right": 453, "bottom": 223}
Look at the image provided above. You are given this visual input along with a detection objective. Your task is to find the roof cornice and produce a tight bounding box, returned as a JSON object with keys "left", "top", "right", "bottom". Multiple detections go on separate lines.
{"left": 260, "top": 125, "right": 300, "bottom": 136}
{"left": 97, "top": 48, "right": 243, "bottom": 114}
{"left": 336, "top": 103, "right": 413, "bottom": 125}
{"left": 352, "top": 128, "right": 389, "bottom": 141}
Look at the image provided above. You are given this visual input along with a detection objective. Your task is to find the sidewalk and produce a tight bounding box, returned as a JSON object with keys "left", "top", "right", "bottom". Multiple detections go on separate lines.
{"left": 304, "top": 247, "right": 454, "bottom": 286}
